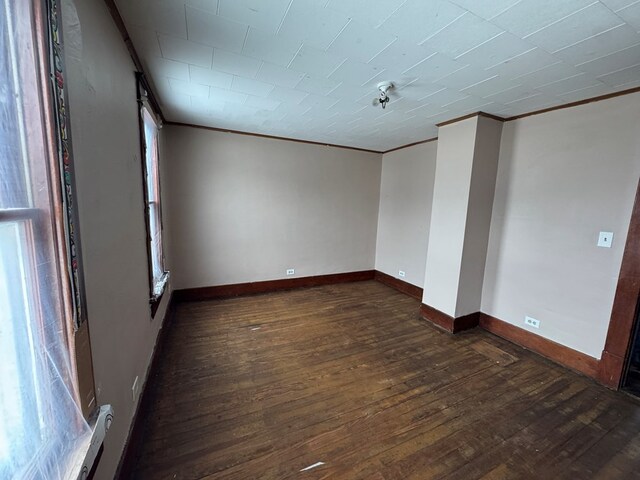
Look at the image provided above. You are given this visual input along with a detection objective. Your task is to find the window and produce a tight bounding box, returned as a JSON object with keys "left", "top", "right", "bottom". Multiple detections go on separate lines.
{"left": 0, "top": 0, "right": 91, "bottom": 477}
{"left": 138, "top": 84, "right": 168, "bottom": 315}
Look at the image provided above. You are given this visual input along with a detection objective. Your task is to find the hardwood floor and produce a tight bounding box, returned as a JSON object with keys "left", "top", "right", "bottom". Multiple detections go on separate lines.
{"left": 131, "top": 281, "right": 640, "bottom": 479}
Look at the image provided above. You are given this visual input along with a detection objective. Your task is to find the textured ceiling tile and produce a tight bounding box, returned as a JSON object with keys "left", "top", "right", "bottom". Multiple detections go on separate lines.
{"left": 327, "top": 82, "right": 373, "bottom": 103}
{"left": 485, "top": 47, "right": 558, "bottom": 78}
{"left": 536, "top": 73, "right": 604, "bottom": 95}
{"left": 525, "top": 3, "right": 624, "bottom": 53}
{"left": 461, "top": 74, "right": 519, "bottom": 97}
{"left": 455, "top": 32, "right": 535, "bottom": 67}
{"left": 445, "top": 95, "right": 502, "bottom": 112}
{"left": 296, "top": 74, "right": 342, "bottom": 96}
{"left": 422, "top": 12, "right": 504, "bottom": 58}
{"left": 378, "top": 0, "right": 467, "bottom": 44}
{"left": 491, "top": 0, "right": 595, "bottom": 37}
{"left": 122, "top": 0, "right": 640, "bottom": 149}
{"left": 552, "top": 24, "right": 640, "bottom": 66}
{"left": 213, "top": 49, "right": 261, "bottom": 77}
{"left": 368, "top": 40, "right": 435, "bottom": 72}
{"left": 268, "top": 86, "right": 309, "bottom": 104}
{"left": 448, "top": 0, "right": 522, "bottom": 20}
{"left": 169, "top": 78, "right": 210, "bottom": 98}
{"left": 242, "top": 29, "right": 301, "bottom": 67}
{"left": 329, "top": 60, "right": 385, "bottom": 86}
{"left": 615, "top": 1, "right": 640, "bottom": 31}
{"left": 599, "top": 0, "right": 640, "bottom": 11}
{"left": 514, "top": 62, "right": 585, "bottom": 87}
{"left": 256, "top": 62, "right": 306, "bottom": 89}
{"left": 576, "top": 42, "right": 640, "bottom": 76}
{"left": 277, "top": 2, "right": 350, "bottom": 50}
{"left": 218, "top": 0, "right": 291, "bottom": 34}
{"left": 186, "top": 6, "right": 248, "bottom": 53}
{"left": 299, "top": 93, "right": 337, "bottom": 109}
{"left": 189, "top": 65, "right": 233, "bottom": 88}
{"left": 435, "top": 65, "right": 496, "bottom": 90}
{"left": 288, "top": 45, "right": 346, "bottom": 77}
{"left": 209, "top": 87, "right": 248, "bottom": 104}
{"left": 597, "top": 62, "right": 640, "bottom": 85}
{"left": 504, "top": 93, "right": 557, "bottom": 111}
{"left": 184, "top": 0, "right": 219, "bottom": 13}
{"left": 403, "top": 53, "right": 465, "bottom": 80}
{"left": 557, "top": 83, "right": 614, "bottom": 102}
{"left": 421, "top": 88, "right": 470, "bottom": 106}
{"left": 485, "top": 83, "right": 543, "bottom": 103}
{"left": 158, "top": 34, "right": 213, "bottom": 68}
{"left": 116, "top": 0, "right": 187, "bottom": 38}
{"left": 327, "top": 20, "right": 397, "bottom": 63}
{"left": 231, "top": 76, "right": 275, "bottom": 97}
{"left": 244, "top": 95, "right": 281, "bottom": 111}
{"left": 145, "top": 56, "right": 191, "bottom": 82}
{"left": 127, "top": 26, "right": 162, "bottom": 57}
{"left": 324, "top": 0, "right": 406, "bottom": 28}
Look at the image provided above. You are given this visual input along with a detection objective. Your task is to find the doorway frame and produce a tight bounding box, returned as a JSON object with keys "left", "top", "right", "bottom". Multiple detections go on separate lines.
{"left": 598, "top": 179, "right": 640, "bottom": 389}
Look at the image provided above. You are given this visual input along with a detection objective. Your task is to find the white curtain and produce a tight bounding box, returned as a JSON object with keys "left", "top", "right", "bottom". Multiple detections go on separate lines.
{"left": 0, "top": 0, "right": 90, "bottom": 478}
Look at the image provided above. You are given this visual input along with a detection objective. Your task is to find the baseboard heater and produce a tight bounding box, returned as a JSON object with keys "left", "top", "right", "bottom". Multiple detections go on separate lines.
{"left": 69, "top": 404, "right": 114, "bottom": 479}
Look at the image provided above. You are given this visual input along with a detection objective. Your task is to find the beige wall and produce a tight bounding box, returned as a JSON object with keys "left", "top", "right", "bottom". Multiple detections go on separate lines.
{"left": 483, "top": 93, "right": 640, "bottom": 359}
{"left": 422, "top": 117, "right": 479, "bottom": 316}
{"left": 163, "top": 126, "right": 382, "bottom": 289}
{"left": 456, "top": 116, "right": 503, "bottom": 317}
{"left": 63, "top": 1, "right": 171, "bottom": 478}
{"left": 375, "top": 142, "right": 437, "bottom": 287}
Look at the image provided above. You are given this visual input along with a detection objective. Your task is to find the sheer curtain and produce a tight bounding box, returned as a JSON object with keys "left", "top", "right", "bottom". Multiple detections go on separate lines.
{"left": 0, "top": 0, "right": 90, "bottom": 478}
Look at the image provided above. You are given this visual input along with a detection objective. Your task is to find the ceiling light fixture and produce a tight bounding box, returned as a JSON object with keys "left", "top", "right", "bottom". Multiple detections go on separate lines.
{"left": 372, "top": 81, "right": 394, "bottom": 109}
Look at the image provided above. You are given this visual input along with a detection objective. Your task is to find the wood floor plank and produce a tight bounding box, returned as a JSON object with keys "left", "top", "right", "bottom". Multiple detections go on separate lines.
{"left": 130, "top": 281, "right": 640, "bottom": 479}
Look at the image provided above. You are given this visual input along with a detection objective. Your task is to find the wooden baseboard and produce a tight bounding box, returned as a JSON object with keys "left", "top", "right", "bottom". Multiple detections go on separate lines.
{"left": 374, "top": 271, "right": 423, "bottom": 300}
{"left": 115, "top": 293, "right": 175, "bottom": 479}
{"left": 479, "top": 313, "right": 599, "bottom": 379}
{"left": 174, "top": 270, "right": 376, "bottom": 302}
{"left": 419, "top": 303, "right": 480, "bottom": 333}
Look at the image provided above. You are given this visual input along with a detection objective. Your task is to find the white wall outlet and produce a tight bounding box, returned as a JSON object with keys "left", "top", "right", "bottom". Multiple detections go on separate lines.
{"left": 598, "top": 231, "right": 613, "bottom": 248}
{"left": 132, "top": 376, "right": 139, "bottom": 402}
{"left": 286, "top": 268, "right": 295, "bottom": 276}
{"left": 398, "top": 270, "right": 406, "bottom": 278}
{"left": 525, "top": 316, "right": 540, "bottom": 329}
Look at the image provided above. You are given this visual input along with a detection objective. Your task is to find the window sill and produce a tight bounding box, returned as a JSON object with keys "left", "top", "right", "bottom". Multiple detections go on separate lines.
{"left": 150, "top": 271, "right": 169, "bottom": 318}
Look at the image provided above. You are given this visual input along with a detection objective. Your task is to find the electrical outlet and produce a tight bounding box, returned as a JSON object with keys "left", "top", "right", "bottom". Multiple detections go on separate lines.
{"left": 398, "top": 270, "right": 406, "bottom": 278}
{"left": 132, "top": 376, "right": 139, "bottom": 402}
{"left": 598, "top": 231, "right": 613, "bottom": 248}
{"left": 286, "top": 268, "right": 295, "bottom": 276}
{"left": 525, "top": 316, "right": 540, "bottom": 329}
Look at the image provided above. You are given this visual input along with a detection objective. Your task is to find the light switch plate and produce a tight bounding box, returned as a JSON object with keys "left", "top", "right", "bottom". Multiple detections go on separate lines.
{"left": 598, "top": 231, "right": 613, "bottom": 248}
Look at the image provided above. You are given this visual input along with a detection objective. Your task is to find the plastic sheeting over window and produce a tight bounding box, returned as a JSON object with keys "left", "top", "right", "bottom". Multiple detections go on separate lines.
{"left": 141, "top": 104, "right": 167, "bottom": 300}
{"left": 0, "top": 0, "right": 90, "bottom": 478}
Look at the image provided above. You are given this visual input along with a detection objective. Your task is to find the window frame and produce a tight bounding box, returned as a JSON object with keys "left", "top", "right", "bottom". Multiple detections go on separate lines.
{"left": 0, "top": 0, "right": 95, "bottom": 474}
{"left": 137, "top": 75, "right": 168, "bottom": 317}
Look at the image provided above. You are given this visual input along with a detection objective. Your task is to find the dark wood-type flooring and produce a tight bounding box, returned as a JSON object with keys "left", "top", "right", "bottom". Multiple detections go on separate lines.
{"left": 132, "top": 281, "right": 640, "bottom": 479}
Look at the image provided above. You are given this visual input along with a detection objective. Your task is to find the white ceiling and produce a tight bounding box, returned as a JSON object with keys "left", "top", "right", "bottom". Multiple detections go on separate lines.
{"left": 116, "top": 0, "right": 640, "bottom": 152}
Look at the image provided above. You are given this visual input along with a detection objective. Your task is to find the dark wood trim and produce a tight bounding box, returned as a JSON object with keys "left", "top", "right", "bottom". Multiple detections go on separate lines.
{"left": 382, "top": 137, "right": 438, "bottom": 155}
{"left": 374, "top": 271, "right": 423, "bottom": 300}
{"left": 102, "top": 0, "right": 165, "bottom": 121}
{"left": 480, "top": 313, "right": 599, "bottom": 379}
{"left": 165, "top": 121, "right": 383, "bottom": 154}
{"left": 174, "top": 270, "right": 376, "bottom": 302}
{"left": 505, "top": 86, "right": 640, "bottom": 122}
{"left": 598, "top": 179, "right": 640, "bottom": 388}
{"left": 418, "top": 303, "right": 480, "bottom": 333}
{"left": 115, "top": 292, "right": 174, "bottom": 479}
{"left": 436, "top": 111, "right": 505, "bottom": 128}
